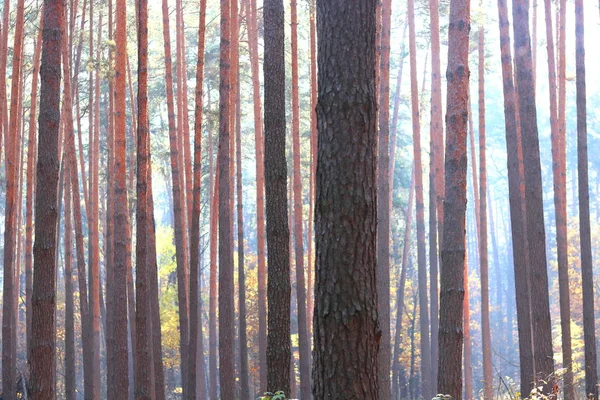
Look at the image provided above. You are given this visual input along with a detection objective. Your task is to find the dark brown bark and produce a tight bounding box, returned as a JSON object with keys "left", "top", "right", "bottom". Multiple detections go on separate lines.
{"left": 209, "top": 158, "right": 219, "bottom": 399}
{"left": 477, "top": 24, "right": 493, "bottom": 399}
{"left": 264, "top": 0, "right": 291, "bottom": 394}
{"left": 30, "top": 2, "right": 62, "bottom": 399}
{"left": 496, "top": 0, "right": 535, "bottom": 393}
{"left": 290, "top": 0, "right": 311, "bottom": 397}
{"left": 218, "top": 0, "right": 236, "bottom": 396}
{"left": 407, "top": 0, "right": 431, "bottom": 395}
{"left": 134, "top": 0, "right": 153, "bottom": 397}
{"left": 437, "top": 0, "right": 470, "bottom": 396}
{"left": 2, "top": 0, "right": 25, "bottom": 395}
{"left": 245, "top": 0, "right": 268, "bottom": 389}
{"left": 188, "top": 0, "right": 208, "bottom": 396}
{"left": 312, "top": 1, "right": 378, "bottom": 398}
{"left": 113, "top": 0, "right": 131, "bottom": 393}
{"left": 377, "top": 0, "right": 392, "bottom": 396}
{"left": 575, "top": 1, "right": 597, "bottom": 397}
{"left": 512, "top": 0, "right": 555, "bottom": 392}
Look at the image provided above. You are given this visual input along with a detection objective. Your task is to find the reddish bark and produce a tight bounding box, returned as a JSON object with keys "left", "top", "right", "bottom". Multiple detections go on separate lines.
{"left": 64, "top": 167, "right": 76, "bottom": 400}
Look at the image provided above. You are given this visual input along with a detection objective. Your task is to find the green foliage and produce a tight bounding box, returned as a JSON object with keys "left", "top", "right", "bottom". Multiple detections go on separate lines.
{"left": 258, "top": 391, "right": 287, "bottom": 400}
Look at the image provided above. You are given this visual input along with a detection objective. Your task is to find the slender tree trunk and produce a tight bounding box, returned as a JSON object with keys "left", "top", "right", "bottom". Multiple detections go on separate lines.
{"left": 463, "top": 243, "right": 473, "bottom": 400}
{"left": 245, "top": 0, "right": 268, "bottom": 389}
{"left": 263, "top": 0, "right": 291, "bottom": 393}
{"left": 575, "top": 1, "right": 598, "bottom": 397}
{"left": 289, "top": 0, "right": 311, "bottom": 397}
{"left": 312, "top": 1, "right": 378, "bottom": 398}
{"left": 477, "top": 22, "right": 493, "bottom": 399}
{"left": 62, "top": 164, "right": 76, "bottom": 400}
{"left": 113, "top": 0, "right": 131, "bottom": 393}
{"left": 377, "top": 0, "right": 392, "bottom": 396}
{"left": 513, "top": 0, "right": 555, "bottom": 392}
{"left": 25, "top": 18, "right": 44, "bottom": 364}
{"left": 30, "top": 2, "right": 62, "bottom": 398}
{"left": 407, "top": 0, "right": 431, "bottom": 395}
{"left": 188, "top": 0, "right": 208, "bottom": 396}
{"left": 437, "top": 0, "right": 470, "bottom": 396}
{"left": 2, "top": 0, "right": 26, "bottom": 395}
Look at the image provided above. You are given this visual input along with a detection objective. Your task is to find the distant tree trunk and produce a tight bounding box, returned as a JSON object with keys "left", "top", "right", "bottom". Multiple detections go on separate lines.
{"left": 217, "top": 0, "right": 236, "bottom": 396}
{"left": 30, "top": 2, "right": 62, "bottom": 399}
{"left": 392, "top": 170, "right": 414, "bottom": 396}
{"left": 245, "top": 0, "right": 268, "bottom": 389}
{"left": 2, "top": 0, "right": 25, "bottom": 395}
{"left": 290, "top": 0, "right": 311, "bottom": 397}
{"left": 437, "top": 0, "right": 470, "bottom": 396}
{"left": 133, "top": 0, "right": 153, "bottom": 396}
{"left": 495, "top": 0, "right": 535, "bottom": 394}
{"left": 25, "top": 18, "right": 44, "bottom": 363}
{"left": 312, "top": 1, "right": 378, "bottom": 398}
{"left": 63, "top": 167, "right": 76, "bottom": 400}
{"left": 477, "top": 22, "right": 494, "bottom": 400}
{"left": 463, "top": 241, "right": 472, "bottom": 400}
{"left": 377, "top": 0, "right": 392, "bottom": 396}
{"left": 188, "top": 0, "right": 207, "bottom": 396}
{"left": 113, "top": 0, "right": 131, "bottom": 394}
{"left": 407, "top": 0, "right": 431, "bottom": 396}
{"left": 263, "top": 0, "right": 291, "bottom": 394}
{"left": 513, "top": 0, "right": 555, "bottom": 392}
{"left": 575, "top": 1, "right": 598, "bottom": 397}
{"left": 209, "top": 157, "right": 219, "bottom": 399}
{"left": 428, "top": 0, "right": 443, "bottom": 386}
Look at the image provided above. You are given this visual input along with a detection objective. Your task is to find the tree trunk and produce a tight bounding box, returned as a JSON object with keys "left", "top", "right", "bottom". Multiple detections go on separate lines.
{"left": 245, "top": 0, "right": 268, "bottom": 389}
{"left": 407, "top": 0, "right": 431, "bottom": 396}
{"left": 64, "top": 166, "right": 76, "bottom": 400}
{"left": 113, "top": 0, "right": 131, "bottom": 393}
{"left": 263, "top": 0, "right": 291, "bottom": 394}
{"left": 188, "top": 0, "right": 208, "bottom": 396}
{"left": 477, "top": 22, "right": 494, "bottom": 400}
{"left": 575, "top": 1, "right": 598, "bottom": 397}
{"left": 290, "top": 0, "right": 311, "bottom": 397}
{"left": 512, "top": 0, "right": 555, "bottom": 392}
{"left": 312, "top": 1, "right": 378, "bottom": 398}
{"left": 377, "top": 0, "right": 392, "bottom": 396}
{"left": 30, "top": 2, "right": 62, "bottom": 398}
{"left": 437, "top": 0, "right": 470, "bottom": 396}
{"left": 463, "top": 242, "right": 473, "bottom": 400}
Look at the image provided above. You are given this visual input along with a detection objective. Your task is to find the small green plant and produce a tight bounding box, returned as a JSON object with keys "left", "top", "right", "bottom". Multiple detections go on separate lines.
{"left": 432, "top": 395, "right": 452, "bottom": 400}
{"left": 258, "top": 390, "right": 287, "bottom": 400}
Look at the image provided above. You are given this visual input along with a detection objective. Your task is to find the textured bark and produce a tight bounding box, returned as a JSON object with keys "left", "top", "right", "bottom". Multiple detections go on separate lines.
{"left": 437, "top": 0, "right": 470, "bottom": 396}
{"left": 25, "top": 18, "right": 44, "bottom": 363}
{"left": 0, "top": 0, "right": 9, "bottom": 161}
{"left": 512, "top": 0, "right": 555, "bottom": 392}
{"left": 428, "top": 0, "right": 443, "bottom": 386}
{"left": 391, "top": 170, "right": 414, "bottom": 397}
{"left": 377, "top": 0, "right": 392, "bottom": 396}
{"left": 245, "top": 0, "right": 268, "bottom": 388}
{"left": 477, "top": 25, "right": 493, "bottom": 399}
{"left": 264, "top": 0, "right": 291, "bottom": 394}
{"left": 64, "top": 168, "right": 76, "bottom": 400}
{"left": 30, "top": 2, "right": 62, "bottom": 398}
{"left": 575, "top": 1, "right": 598, "bottom": 397}
{"left": 188, "top": 0, "right": 208, "bottom": 396}
{"left": 134, "top": 0, "right": 153, "bottom": 397}
{"left": 290, "top": 0, "right": 311, "bottom": 397}
{"left": 209, "top": 159, "right": 219, "bottom": 399}
{"left": 312, "top": 1, "right": 378, "bottom": 398}
{"left": 2, "top": 0, "right": 25, "bottom": 395}
{"left": 495, "top": 0, "right": 535, "bottom": 393}
{"left": 407, "top": 0, "right": 431, "bottom": 396}
{"left": 113, "top": 0, "right": 131, "bottom": 393}
{"left": 218, "top": 0, "right": 236, "bottom": 396}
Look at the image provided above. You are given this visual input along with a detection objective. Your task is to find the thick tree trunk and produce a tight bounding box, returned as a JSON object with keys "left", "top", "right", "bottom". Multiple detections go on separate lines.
{"left": 407, "top": 0, "right": 431, "bottom": 396}
{"left": 437, "top": 0, "right": 470, "bottom": 396}
{"left": 312, "top": 1, "right": 378, "bottom": 398}
{"left": 264, "top": 0, "right": 291, "bottom": 394}
{"left": 30, "top": 2, "right": 62, "bottom": 398}
{"left": 290, "top": 0, "right": 311, "bottom": 397}
{"left": 575, "top": 1, "right": 598, "bottom": 397}
{"left": 377, "top": 0, "right": 392, "bottom": 396}
{"left": 512, "top": 0, "right": 555, "bottom": 392}
{"left": 188, "top": 0, "right": 208, "bottom": 396}
{"left": 477, "top": 23, "right": 493, "bottom": 400}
